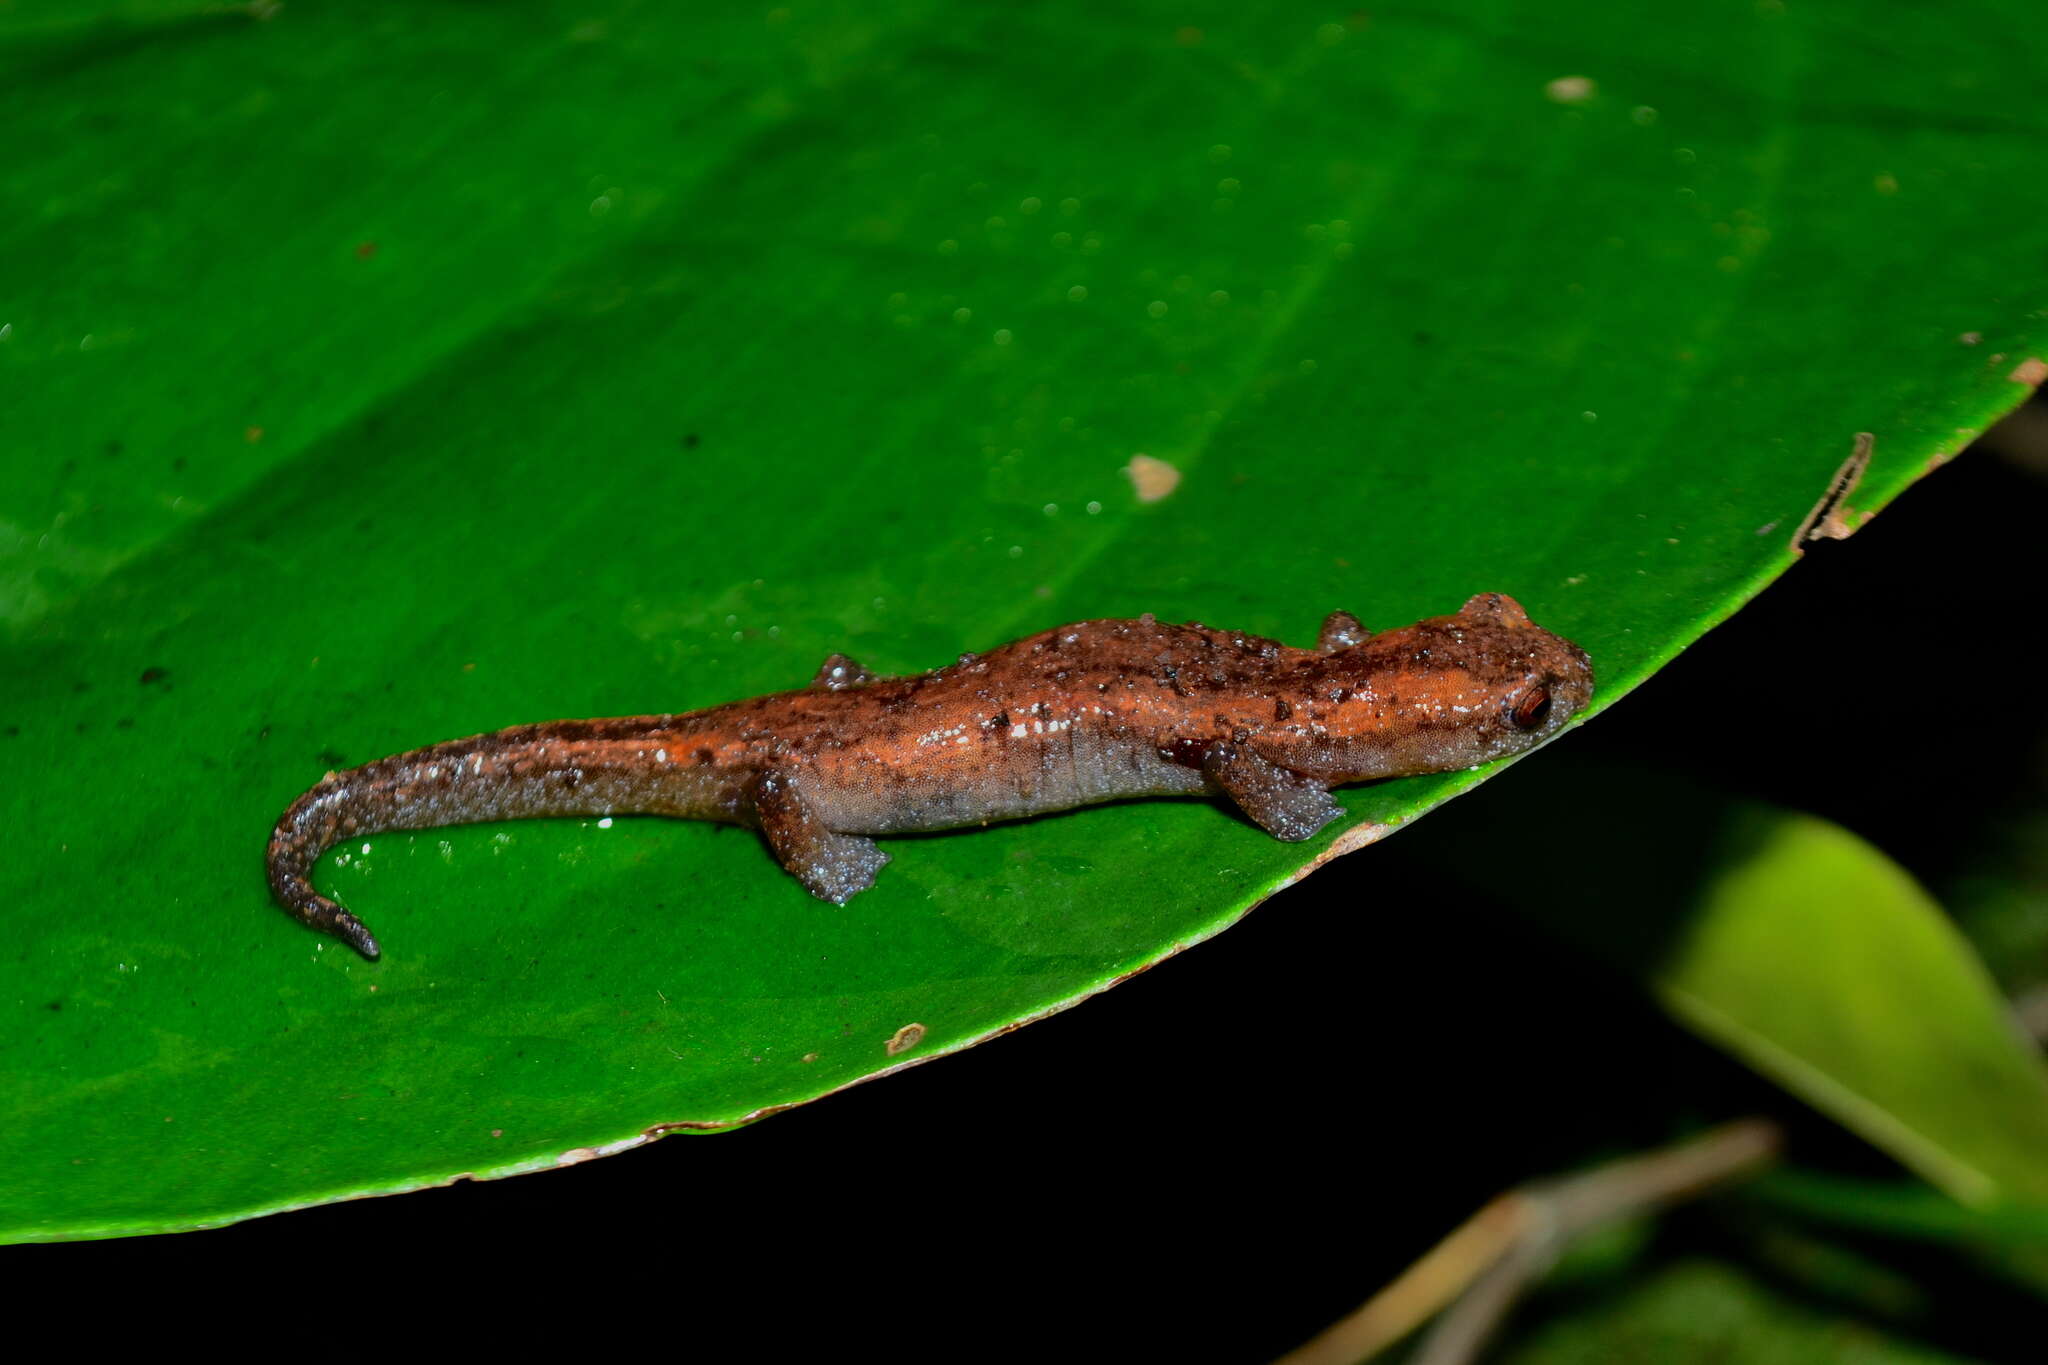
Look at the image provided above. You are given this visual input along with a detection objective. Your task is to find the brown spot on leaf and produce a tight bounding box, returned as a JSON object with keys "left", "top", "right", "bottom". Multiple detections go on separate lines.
{"left": 1125, "top": 453, "right": 1181, "bottom": 503}
{"left": 885, "top": 1022, "right": 927, "bottom": 1056}
{"left": 1791, "top": 432, "right": 1874, "bottom": 552}
{"left": 2008, "top": 357, "right": 2048, "bottom": 387}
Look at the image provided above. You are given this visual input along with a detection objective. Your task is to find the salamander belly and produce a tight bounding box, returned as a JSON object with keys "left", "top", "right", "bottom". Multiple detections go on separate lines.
{"left": 811, "top": 725, "right": 1208, "bottom": 835}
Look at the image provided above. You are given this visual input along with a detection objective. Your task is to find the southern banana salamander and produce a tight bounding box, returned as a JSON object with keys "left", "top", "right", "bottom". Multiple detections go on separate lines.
{"left": 267, "top": 593, "right": 1592, "bottom": 958}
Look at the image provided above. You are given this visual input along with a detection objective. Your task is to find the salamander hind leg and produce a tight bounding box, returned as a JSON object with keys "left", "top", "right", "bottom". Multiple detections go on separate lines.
{"left": 812, "top": 653, "right": 876, "bottom": 690}
{"left": 751, "top": 768, "right": 891, "bottom": 903}
{"left": 1201, "top": 742, "right": 1345, "bottom": 841}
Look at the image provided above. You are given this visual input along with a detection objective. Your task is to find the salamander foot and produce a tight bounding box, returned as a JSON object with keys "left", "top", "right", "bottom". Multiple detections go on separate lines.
{"left": 752, "top": 768, "right": 892, "bottom": 903}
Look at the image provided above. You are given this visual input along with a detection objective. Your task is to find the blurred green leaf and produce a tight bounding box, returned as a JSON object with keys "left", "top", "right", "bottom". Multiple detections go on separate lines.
{"left": 1755, "top": 1172, "right": 2048, "bottom": 1250}
{"left": 1405, "top": 768, "right": 2048, "bottom": 1205}
{"left": 1499, "top": 1260, "right": 1975, "bottom": 1365}
{"left": 1662, "top": 813, "right": 2048, "bottom": 1204}
{"left": 1750, "top": 1170, "right": 2048, "bottom": 1298}
{"left": 5, "top": 1, "right": 2045, "bottom": 1238}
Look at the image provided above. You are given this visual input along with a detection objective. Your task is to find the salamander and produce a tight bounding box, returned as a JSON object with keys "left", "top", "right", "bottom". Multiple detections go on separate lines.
{"left": 267, "top": 592, "right": 1592, "bottom": 958}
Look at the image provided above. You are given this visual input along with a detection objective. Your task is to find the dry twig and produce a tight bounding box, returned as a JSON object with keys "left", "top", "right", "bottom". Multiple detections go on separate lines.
{"left": 1276, "top": 1118, "right": 1782, "bottom": 1365}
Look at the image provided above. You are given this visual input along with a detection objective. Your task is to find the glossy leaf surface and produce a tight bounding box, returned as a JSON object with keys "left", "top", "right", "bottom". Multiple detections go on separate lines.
{"left": 4, "top": 1, "right": 2044, "bottom": 1238}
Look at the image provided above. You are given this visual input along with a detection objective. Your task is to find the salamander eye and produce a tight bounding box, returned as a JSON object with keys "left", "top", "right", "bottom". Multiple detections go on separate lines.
{"left": 1507, "top": 685, "right": 1552, "bottom": 730}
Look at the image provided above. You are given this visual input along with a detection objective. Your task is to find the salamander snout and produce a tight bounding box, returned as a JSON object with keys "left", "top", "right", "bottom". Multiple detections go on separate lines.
{"left": 1494, "top": 626, "right": 1594, "bottom": 747}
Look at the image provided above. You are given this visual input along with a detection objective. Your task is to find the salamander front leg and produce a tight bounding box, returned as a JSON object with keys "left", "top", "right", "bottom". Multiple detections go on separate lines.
{"left": 751, "top": 768, "right": 891, "bottom": 903}
{"left": 1201, "top": 742, "right": 1345, "bottom": 841}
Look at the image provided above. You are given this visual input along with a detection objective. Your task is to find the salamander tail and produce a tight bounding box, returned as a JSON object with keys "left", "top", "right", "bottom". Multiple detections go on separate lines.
{"left": 266, "top": 780, "right": 384, "bottom": 960}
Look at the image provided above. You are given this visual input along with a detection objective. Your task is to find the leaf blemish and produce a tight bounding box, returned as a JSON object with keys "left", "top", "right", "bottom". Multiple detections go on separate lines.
{"left": 1125, "top": 454, "right": 1180, "bottom": 503}
{"left": 1790, "top": 432, "right": 1874, "bottom": 553}
{"left": 885, "top": 1022, "right": 927, "bottom": 1056}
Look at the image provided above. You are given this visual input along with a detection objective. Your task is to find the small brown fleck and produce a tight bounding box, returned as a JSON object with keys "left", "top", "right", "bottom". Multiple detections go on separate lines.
{"left": 885, "top": 1022, "right": 927, "bottom": 1056}
{"left": 1545, "top": 75, "right": 1597, "bottom": 105}
{"left": 491, "top": 1128, "right": 503, "bottom": 1137}
{"left": 355, "top": 241, "right": 379, "bottom": 260}
{"left": 802, "top": 1052, "right": 820, "bottom": 1063}
{"left": 1125, "top": 453, "right": 1181, "bottom": 502}
{"left": 245, "top": 426, "right": 264, "bottom": 443}
{"left": 556, "top": 1147, "right": 598, "bottom": 1166}
{"left": 2008, "top": 357, "right": 2048, "bottom": 387}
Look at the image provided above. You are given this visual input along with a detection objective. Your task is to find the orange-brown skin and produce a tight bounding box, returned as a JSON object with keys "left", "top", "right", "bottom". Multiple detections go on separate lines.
{"left": 268, "top": 593, "right": 1592, "bottom": 959}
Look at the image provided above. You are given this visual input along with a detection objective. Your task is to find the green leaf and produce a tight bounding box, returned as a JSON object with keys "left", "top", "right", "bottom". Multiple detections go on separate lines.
{"left": 1499, "top": 1260, "right": 1975, "bottom": 1365}
{"left": 4, "top": 2, "right": 2044, "bottom": 1239}
{"left": 1749, "top": 1169, "right": 2048, "bottom": 1303}
{"left": 1754, "top": 1172, "right": 2048, "bottom": 1251}
{"left": 1662, "top": 812, "right": 2048, "bottom": 1205}
{"left": 1401, "top": 767, "right": 2048, "bottom": 1206}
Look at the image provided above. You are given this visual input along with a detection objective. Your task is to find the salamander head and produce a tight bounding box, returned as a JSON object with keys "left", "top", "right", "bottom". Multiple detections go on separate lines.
{"left": 1282, "top": 593, "right": 1594, "bottom": 781}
